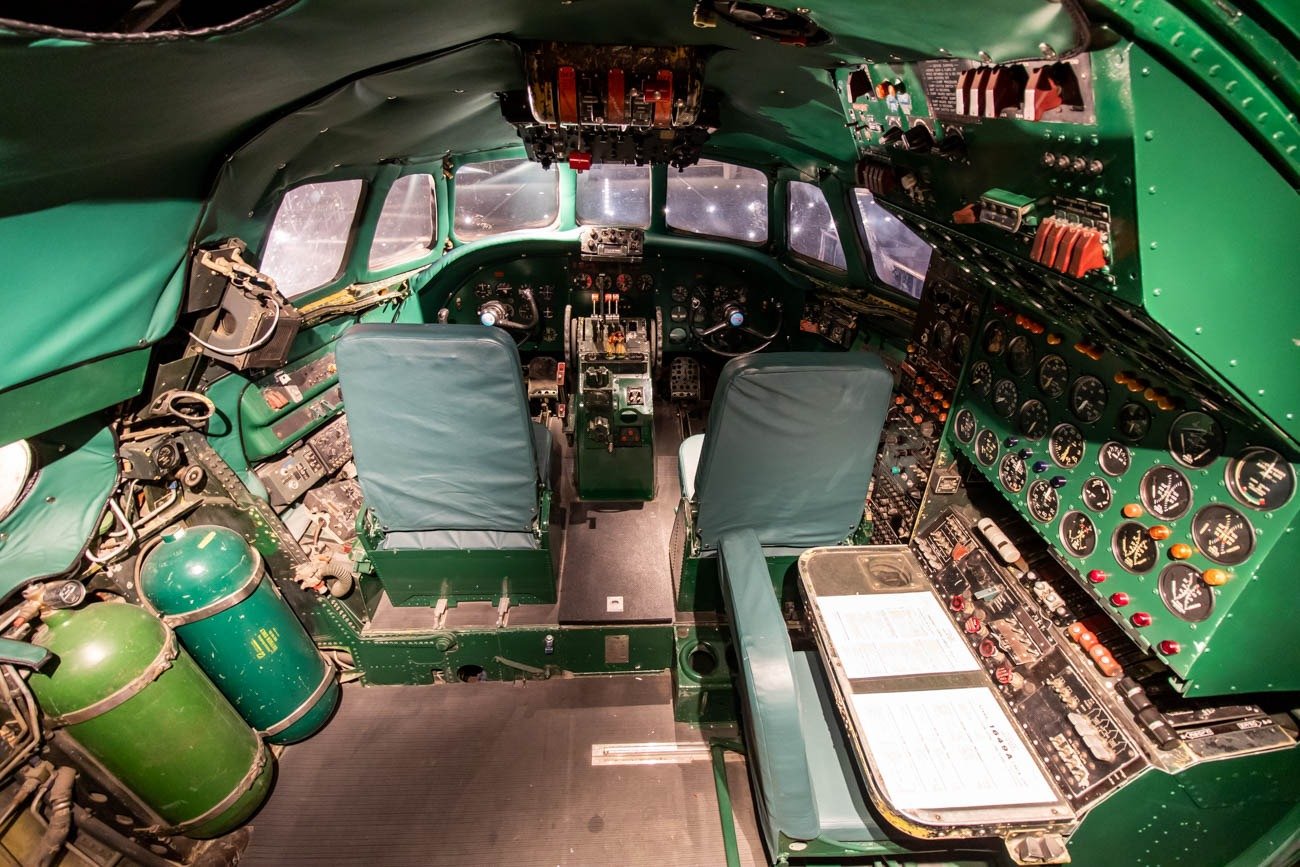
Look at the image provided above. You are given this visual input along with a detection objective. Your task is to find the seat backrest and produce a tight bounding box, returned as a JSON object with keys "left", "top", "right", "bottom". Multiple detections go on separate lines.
{"left": 336, "top": 323, "right": 539, "bottom": 533}
{"left": 695, "top": 352, "right": 892, "bottom": 548}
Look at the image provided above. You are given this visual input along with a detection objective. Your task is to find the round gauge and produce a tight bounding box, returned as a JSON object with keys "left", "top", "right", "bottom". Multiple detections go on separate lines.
{"left": 0, "top": 440, "right": 37, "bottom": 523}
{"left": 474, "top": 282, "right": 493, "bottom": 299}
{"left": 1059, "top": 511, "right": 1097, "bottom": 557}
{"left": 1082, "top": 477, "right": 1113, "bottom": 512}
{"left": 542, "top": 327, "right": 558, "bottom": 343}
{"left": 1017, "top": 400, "right": 1049, "bottom": 440}
{"left": 1038, "top": 354, "right": 1068, "bottom": 399}
{"left": 969, "top": 361, "right": 993, "bottom": 397}
{"left": 954, "top": 408, "right": 977, "bottom": 444}
{"left": 929, "top": 320, "right": 953, "bottom": 352}
{"left": 638, "top": 274, "right": 655, "bottom": 293}
{"left": 999, "top": 453, "right": 1027, "bottom": 494}
{"left": 1158, "top": 563, "right": 1214, "bottom": 623}
{"left": 536, "top": 284, "right": 554, "bottom": 302}
{"left": 670, "top": 305, "right": 688, "bottom": 323}
{"left": 1113, "top": 521, "right": 1159, "bottom": 574}
{"left": 975, "top": 429, "right": 1000, "bottom": 466}
{"left": 1098, "top": 441, "right": 1131, "bottom": 477}
{"left": 1026, "top": 479, "right": 1060, "bottom": 523}
{"left": 1117, "top": 402, "right": 1152, "bottom": 442}
{"left": 573, "top": 273, "right": 594, "bottom": 291}
{"left": 992, "top": 379, "right": 1019, "bottom": 419}
{"left": 1191, "top": 504, "right": 1255, "bottom": 566}
{"left": 1006, "top": 336, "right": 1034, "bottom": 377}
{"left": 671, "top": 284, "right": 688, "bottom": 302}
{"left": 1049, "top": 423, "right": 1085, "bottom": 469}
{"left": 1140, "top": 465, "right": 1193, "bottom": 521}
{"left": 615, "top": 273, "right": 633, "bottom": 292}
{"left": 1069, "top": 375, "right": 1108, "bottom": 424}
{"left": 951, "top": 334, "right": 971, "bottom": 366}
{"left": 1166, "top": 411, "right": 1225, "bottom": 469}
{"left": 595, "top": 274, "right": 613, "bottom": 291}
{"left": 982, "top": 321, "right": 1008, "bottom": 356}
{"left": 1226, "top": 447, "right": 1295, "bottom": 511}
{"left": 668, "top": 326, "right": 688, "bottom": 344}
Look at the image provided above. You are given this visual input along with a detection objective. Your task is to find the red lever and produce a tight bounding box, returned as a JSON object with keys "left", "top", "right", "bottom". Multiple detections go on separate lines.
{"left": 557, "top": 66, "right": 578, "bottom": 124}
{"left": 1024, "top": 66, "right": 1062, "bottom": 121}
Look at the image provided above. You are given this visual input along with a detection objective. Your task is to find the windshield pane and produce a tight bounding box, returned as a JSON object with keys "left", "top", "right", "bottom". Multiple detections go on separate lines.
{"left": 260, "top": 179, "right": 364, "bottom": 299}
{"left": 454, "top": 158, "right": 559, "bottom": 240}
{"left": 368, "top": 174, "right": 435, "bottom": 270}
{"left": 787, "top": 181, "right": 846, "bottom": 270}
{"left": 853, "top": 189, "right": 932, "bottom": 299}
{"left": 576, "top": 164, "right": 651, "bottom": 227}
{"left": 665, "top": 160, "right": 767, "bottom": 242}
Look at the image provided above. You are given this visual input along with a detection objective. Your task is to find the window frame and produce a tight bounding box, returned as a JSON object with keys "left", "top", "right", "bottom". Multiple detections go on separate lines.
{"left": 366, "top": 172, "right": 438, "bottom": 272}
{"left": 784, "top": 179, "right": 848, "bottom": 273}
{"left": 451, "top": 155, "right": 562, "bottom": 243}
{"left": 850, "top": 187, "right": 932, "bottom": 302}
{"left": 258, "top": 177, "right": 367, "bottom": 302}
{"left": 664, "top": 158, "right": 770, "bottom": 246}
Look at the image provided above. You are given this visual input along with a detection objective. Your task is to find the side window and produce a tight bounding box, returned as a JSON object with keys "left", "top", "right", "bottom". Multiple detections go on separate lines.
{"left": 454, "top": 158, "right": 559, "bottom": 241}
{"left": 665, "top": 159, "right": 767, "bottom": 242}
{"left": 368, "top": 174, "right": 436, "bottom": 270}
{"left": 576, "top": 164, "right": 651, "bottom": 227}
{"left": 853, "top": 189, "right": 932, "bottom": 299}
{"left": 260, "top": 179, "right": 364, "bottom": 299}
{"left": 787, "top": 181, "right": 846, "bottom": 270}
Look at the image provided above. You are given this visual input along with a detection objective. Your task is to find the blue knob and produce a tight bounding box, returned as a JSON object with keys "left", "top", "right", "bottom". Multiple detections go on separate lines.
{"left": 728, "top": 310, "right": 745, "bottom": 328}
{"left": 479, "top": 310, "right": 497, "bottom": 327}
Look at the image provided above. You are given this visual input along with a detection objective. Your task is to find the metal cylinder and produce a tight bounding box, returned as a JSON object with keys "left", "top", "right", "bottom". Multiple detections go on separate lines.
{"left": 29, "top": 603, "right": 272, "bottom": 838}
{"left": 138, "top": 525, "right": 339, "bottom": 744}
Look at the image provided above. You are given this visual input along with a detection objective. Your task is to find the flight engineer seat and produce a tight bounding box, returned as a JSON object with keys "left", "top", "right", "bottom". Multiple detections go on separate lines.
{"left": 676, "top": 353, "right": 904, "bottom": 861}
{"left": 336, "top": 323, "right": 558, "bottom": 608}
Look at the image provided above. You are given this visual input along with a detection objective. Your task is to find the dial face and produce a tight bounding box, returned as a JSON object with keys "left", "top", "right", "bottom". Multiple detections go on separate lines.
{"left": 969, "top": 361, "right": 993, "bottom": 397}
{"left": 1117, "top": 402, "right": 1152, "bottom": 442}
{"left": 474, "top": 282, "right": 493, "bottom": 299}
{"left": 595, "top": 273, "right": 613, "bottom": 291}
{"left": 1006, "top": 336, "right": 1034, "bottom": 377}
{"left": 1191, "top": 504, "right": 1255, "bottom": 566}
{"left": 975, "top": 429, "right": 1000, "bottom": 466}
{"left": 1113, "top": 521, "right": 1159, "bottom": 574}
{"left": 1226, "top": 447, "right": 1295, "bottom": 510}
{"left": 929, "top": 320, "right": 953, "bottom": 352}
{"left": 992, "top": 379, "right": 1019, "bottom": 419}
{"left": 954, "top": 408, "right": 977, "bottom": 443}
{"left": 1098, "top": 441, "right": 1131, "bottom": 477}
{"left": 536, "top": 284, "right": 554, "bottom": 302}
{"left": 1082, "top": 476, "right": 1113, "bottom": 512}
{"left": 951, "top": 334, "right": 971, "bottom": 366}
{"left": 670, "top": 305, "right": 688, "bottom": 322}
{"left": 574, "top": 273, "right": 594, "bottom": 291}
{"left": 1049, "top": 423, "right": 1085, "bottom": 469}
{"left": 1017, "top": 400, "right": 1050, "bottom": 439}
{"left": 615, "top": 273, "right": 633, "bottom": 292}
{"left": 1026, "top": 479, "right": 1060, "bottom": 523}
{"left": 999, "top": 453, "right": 1028, "bottom": 493}
{"left": 1069, "top": 375, "right": 1108, "bottom": 424}
{"left": 1158, "top": 564, "right": 1214, "bottom": 623}
{"left": 0, "top": 440, "right": 36, "bottom": 523}
{"left": 982, "top": 321, "right": 1008, "bottom": 356}
{"left": 1038, "top": 354, "right": 1069, "bottom": 399}
{"left": 638, "top": 274, "right": 655, "bottom": 292}
{"left": 1140, "top": 465, "right": 1193, "bottom": 520}
{"left": 671, "top": 284, "right": 689, "bottom": 302}
{"left": 1168, "top": 411, "right": 1225, "bottom": 469}
{"left": 1059, "top": 511, "right": 1097, "bottom": 557}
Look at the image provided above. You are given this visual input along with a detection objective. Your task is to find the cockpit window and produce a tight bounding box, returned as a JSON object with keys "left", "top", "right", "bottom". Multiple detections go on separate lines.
{"left": 576, "top": 164, "right": 651, "bottom": 228}
{"left": 454, "top": 158, "right": 559, "bottom": 241}
{"left": 260, "top": 179, "right": 364, "bottom": 300}
{"left": 665, "top": 159, "right": 767, "bottom": 243}
{"left": 853, "top": 189, "right": 932, "bottom": 300}
{"left": 368, "top": 174, "right": 436, "bottom": 270}
{"left": 787, "top": 181, "right": 846, "bottom": 271}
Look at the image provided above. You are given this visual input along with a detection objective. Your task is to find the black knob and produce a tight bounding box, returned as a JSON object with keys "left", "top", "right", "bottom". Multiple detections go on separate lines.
{"left": 1004, "top": 437, "right": 1020, "bottom": 448}
{"left": 1018, "top": 448, "right": 1034, "bottom": 459}
{"left": 1032, "top": 460, "right": 1049, "bottom": 473}
{"left": 902, "top": 124, "right": 935, "bottom": 152}
{"left": 1049, "top": 476, "right": 1068, "bottom": 489}
{"left": 881, "top": 126, "right": 904, "bottom": 144}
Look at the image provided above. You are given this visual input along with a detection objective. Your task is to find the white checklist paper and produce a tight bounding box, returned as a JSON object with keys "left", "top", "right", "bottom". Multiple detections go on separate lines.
{"left": 817, "top": 592, "right": 979, "bottom": 679}
{"left": 851, "top": 688, "right": 1058, "bottom": 810}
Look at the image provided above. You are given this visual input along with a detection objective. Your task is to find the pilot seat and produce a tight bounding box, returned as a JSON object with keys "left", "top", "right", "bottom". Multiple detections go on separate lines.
{"left": 336, "top": 324, "right": 558, "bottom": 608}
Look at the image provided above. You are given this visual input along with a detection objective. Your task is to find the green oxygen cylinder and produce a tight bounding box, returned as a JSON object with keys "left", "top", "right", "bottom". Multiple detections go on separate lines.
{"left": 29, "top": 603, "right": 272, "bottom": 838}
{"left": 138, "top": 525, "right": 339, "bottom": 744}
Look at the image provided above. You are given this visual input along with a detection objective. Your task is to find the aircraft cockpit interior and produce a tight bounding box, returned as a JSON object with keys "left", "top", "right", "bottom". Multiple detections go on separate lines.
{"left": 0, "top": 2, "right": 1297, "bottom": 865}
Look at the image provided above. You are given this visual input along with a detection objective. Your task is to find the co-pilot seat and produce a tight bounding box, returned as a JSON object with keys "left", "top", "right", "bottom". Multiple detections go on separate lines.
{"left": 336, "top": 324, "right": 558, "bottom": 608}
{"left": 674, "top": 352, "right": 898, "bottom": 861}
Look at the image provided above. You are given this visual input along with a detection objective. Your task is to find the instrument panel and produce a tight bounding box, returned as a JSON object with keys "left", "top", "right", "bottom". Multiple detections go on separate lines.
{"left": 947, "top": 292, "right": 1300, "bottom": 695}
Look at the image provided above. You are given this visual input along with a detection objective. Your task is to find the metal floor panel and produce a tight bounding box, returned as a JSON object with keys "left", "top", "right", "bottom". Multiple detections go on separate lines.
{"left": 242, "top": 676, "right": 764, "bottom": 866}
